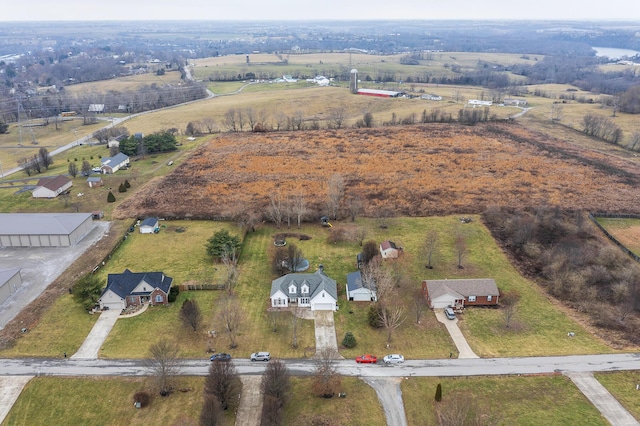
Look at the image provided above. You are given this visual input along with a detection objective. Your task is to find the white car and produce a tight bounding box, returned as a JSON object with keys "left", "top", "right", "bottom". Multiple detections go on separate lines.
{"left": 383, "top": 354, "right": 404, "bottom": 364}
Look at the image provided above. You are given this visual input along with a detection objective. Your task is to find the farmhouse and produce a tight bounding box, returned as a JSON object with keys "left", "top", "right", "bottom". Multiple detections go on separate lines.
{"left": 503, "top": 98, "right": 528, "bottom": 106}
{"left": 422, "top": 278, "right": 500, "bottom": 309}
{"left": 270, "top": 266, "right": 338, "bottom": 311}
{"left": 421, "top": 94, "right": 442, "bottom": 100}
{"left": 32, "top": 175, "right": 72, "bottom": 198}
{"left": 467, "top": 99, "right": 493, "bottom": 107}
{"left": 100, "top": 153, "right": 129, "bottom": 174}
{"left": 98, "top": 269, "right": 173, "bottom": 311}
{"left": 380, "top": 240, "right": 401, "bottom": 259}
{"left": 346, "top": 270, "right": 377, "bottom": 302}
{"left": 357, "top": 88, "right": 401, "bottom": 98}
{"left": 88, "top": 103, "right": 105, "bottom": 113}
{"left": 0, "top": 268, "right": 22, "bottom": 305}
{"left": 139, "top": 217, "right": 160, "bottom": 234}
{"left": 0, "top": 213, "right": 94, "bottom": 247}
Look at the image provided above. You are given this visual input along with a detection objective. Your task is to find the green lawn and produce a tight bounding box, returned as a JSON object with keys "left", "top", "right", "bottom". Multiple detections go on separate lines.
{"left": 594, "top": 371, "right": 640, "bottom": 420}
{"left": 1, "top": 376, "right": 229, "bottom": 426}
{"left": 402, "top": 375, "right": 608, "bottom": 425}
{"left": 283, "top": 377, "right": 385, "bottom": 425}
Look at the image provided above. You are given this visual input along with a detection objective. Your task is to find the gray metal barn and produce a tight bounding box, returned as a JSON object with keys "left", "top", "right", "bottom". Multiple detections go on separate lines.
{"left": 0, "top": 213, "right": 94, "bottom": 247}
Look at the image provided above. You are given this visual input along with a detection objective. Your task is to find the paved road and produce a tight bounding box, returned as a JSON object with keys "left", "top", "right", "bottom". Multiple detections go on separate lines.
{"left": 0, "top": 353, "right": 637, "bottom": 378}
{"left": 566, "top": 372, "right": 639, "bottom": 426}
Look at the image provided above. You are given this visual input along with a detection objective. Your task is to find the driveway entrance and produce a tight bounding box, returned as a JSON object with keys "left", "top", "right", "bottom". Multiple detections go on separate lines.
{"left": 312, "top": 310, "right": 340, "bottom": 358}
{"left": 435, "top": 310, "right": 479, "bottom": 359}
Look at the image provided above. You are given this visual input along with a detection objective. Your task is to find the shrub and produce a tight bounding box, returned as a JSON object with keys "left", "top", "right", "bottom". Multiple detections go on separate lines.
{"left": 124, "top": 179, "right": 131, "bottom": 188}
{"left": 133, "top": 391, "right": 151, "bottom": 408}
{"left": 341, "top": 332, "right": 356, "bottom": 348}
{"left": 168, "top": 286, "right": 180, "bottom": 303}
{"left": 326, "top": 228, "right": 348, "bottom": 244}
{"left": 118, "top": 183, "right": 127, "bottom": 193}
{"left": 435, "top": 383, "right": 442, "bottom": 402}
{"left": 107, "top": 191, "right": 116, "bottom": 203}
{"left": 367, "top": 304, "right": 385, "bottom": 328}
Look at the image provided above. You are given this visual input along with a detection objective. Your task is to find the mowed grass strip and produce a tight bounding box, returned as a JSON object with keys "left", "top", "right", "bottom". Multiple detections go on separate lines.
{"left": 594, "top": 371, "right": 640, "bottom": 420}
{"left": 0, "top": 294, "right": 98, "bottom": 358}
{"left": 2, "top": 376, "right": 219, "bottom": 426}
{"left": 283, "top": 377, "right": 385, "bottom": 426}
{"left": 402, "top": 375, "right": 608, "bottom": 425}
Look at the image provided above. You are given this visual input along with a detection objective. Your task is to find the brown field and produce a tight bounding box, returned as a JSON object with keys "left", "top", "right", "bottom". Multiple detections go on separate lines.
{"left": 62, "top": 71, "right": 184, "bottom": 94}
{"left": 114, "top": 122, "right": 640, "bottom": 220}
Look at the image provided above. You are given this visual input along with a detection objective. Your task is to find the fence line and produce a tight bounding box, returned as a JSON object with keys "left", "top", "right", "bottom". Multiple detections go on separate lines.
{"left": 92, "top": 219, "right": 138, "bottom": 274}
{"left": 588, "top": 213, "right": 640, "bottom": 263}
{"left": 180, "top": 284, "right": 225, "bottom": 291}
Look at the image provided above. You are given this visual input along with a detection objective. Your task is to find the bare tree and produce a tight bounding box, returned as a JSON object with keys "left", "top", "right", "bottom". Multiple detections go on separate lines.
{"left": 204, "top": 357, "right": 240, "bottom": 410}
{"left": 220, "top": 245, "right": 239, "bottom": 295}
{"left": 290, "top": 304, "right": 302, "bottom": 349}
{"left": 18, "top": 157, "right": 34, "bottom": 176}
{"left": 81, "top": 160, "right": 92, "bottom": 176}
{"left": 200, "top": 395, "right": 222, "bottom": 425}
{"left": 312, "top": 348, "right": 341, "bottom": 398}
{"left": 38, "top": 147, "right": 53, "bottom": 170}
{"left": 501, "top": 290, "right": 520, "bottom": 328}
{"left": 550, "top": 104, "right": 563, "bottom": 122}
{"left": 31, "top": 154, "right": 42, "bottom": 174}
{"left": 109, "top": 145, "right": 120, "bottom": 156}
{"left": 224, "top": 108, "right": 238, "bottom": 132}
{"left": 286, "top": 243, "right": 303, "bottom": 273}
{"left": 361, "top": 257, "right": 394, "bottom": 303}
{"left": 346, "top": 194, "right": 363, "bottom": 222}
{"left": 291, "top": 193, "right": 309, "bottom": 228}
{"left": 628, "top": 131, "right": 640, "bottom": 151}
{"left": 180, "top": 299, "right": 203, "bottom": 332}
{"left": 59, "top": 191, "right": 71, "bottom": 208}
{"left": 326, "top": 174, "right": 344, "bottom": 220}
{"left": 261, "top": 359, "right": 290, "bottom": 426}
{"left": 217, "top": 296, "right": 242, "bottom": 348}
{"left": 424, "top": 229, "right": 439, "bottom": 269}
{"left": 68, "top": 162, "right": 78, "bottom": 178}
{"left": 267, "top": 192, "right": 284, "bottom": 229}
{"left": 269, "top": 310, "right": 282, "bottom": 333}
{"left": 436, "top": 391, "right": 499, "bottom": 426}
{"left": 145, "top": 339, "right": 182, "bottom": 396}
{"left": 412, "top": 290, "right": 426, "bottom": 324}
{"left": 352, "top": 227, "right": 367, "bottom": 247}
{"left": 201, "top": 117, "right": 217, "bottom": 134}
{"left": 378, "top": 303, "right": 405, "bottom": 346}
{"left": 328, "top": 106, "right": 347, "bottom": 129}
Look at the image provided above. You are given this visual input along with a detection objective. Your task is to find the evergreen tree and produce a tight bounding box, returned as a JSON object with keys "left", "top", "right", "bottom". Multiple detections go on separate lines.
{"left": 107, "top": 191, "right": 116, "bottom": 202}
{"left": 435, "top": 383, "right": 442, "bottom": 402}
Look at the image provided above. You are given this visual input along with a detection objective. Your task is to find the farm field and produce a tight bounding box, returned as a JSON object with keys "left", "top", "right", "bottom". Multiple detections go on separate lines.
{"left": 402, "top": 375, "right": 608, "bottom": 425}
{"left": 595, "top": 217, "right": 640, "bottom": 256}
{"left": 62, "top": 71, "right": 184, "bottom": 95}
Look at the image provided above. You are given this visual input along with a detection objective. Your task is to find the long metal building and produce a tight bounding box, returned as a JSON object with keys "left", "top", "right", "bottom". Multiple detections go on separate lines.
{"left": 0, "top": 213, "right": 94, "bottom": 247}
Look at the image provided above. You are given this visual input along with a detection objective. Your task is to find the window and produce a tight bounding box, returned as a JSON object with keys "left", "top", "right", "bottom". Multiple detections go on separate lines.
{"left": 155, "top": 295, "right": 163, "bottom": 303}
{"left": 487, "top": 295, "right": 492, "bottom": 301}
{"left": 289, "top": 284, "right": 296, "bottom": 294}
{"left": 301, "top": 284, "right": 309, "bottom": 294}
{"left": 468, "top": 296, "right": 476, "bottom": 302}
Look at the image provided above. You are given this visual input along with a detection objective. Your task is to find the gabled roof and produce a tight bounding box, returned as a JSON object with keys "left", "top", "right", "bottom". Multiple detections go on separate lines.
{"left": 141, "top": 217, "right": 159, "bottom": 227}
{"left": 36, "top": 175, "right": 71, "bottom": 191}
{"left": 101, "top": 153, "right": 129, "bottom": 167}
{"left": 424, "top": 279, "right": 499, "bottom": 299}
{"left": 380, "top": 240, "right": 397, "bottom": 251}
{"left": 86, "top": 177, "right": 103, "bottom": 183}
{"left": 0, "top": 213, "right": 92, "bottom": 235}
{"left": 271, "top": 268, "right": 337, "bottom": 301}
{"left": 101, "top": 269, "right": 173, "bottom": 299}
{"left": 346, "top": 270, "right": 375, "bottom": 292}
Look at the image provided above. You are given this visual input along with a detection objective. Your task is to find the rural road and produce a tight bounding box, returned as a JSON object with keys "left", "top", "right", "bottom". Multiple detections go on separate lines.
{"left": 0, "top": 353, "right": 638, "bottom": 377}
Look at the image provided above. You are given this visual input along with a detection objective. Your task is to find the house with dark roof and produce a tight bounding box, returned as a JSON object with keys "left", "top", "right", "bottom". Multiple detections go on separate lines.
{"left": 100, "top": 153, "right": 129, "bottom": 174}
{"left": 346, "top": 270, "right": 377, "bottom": 302}
{"left": 380, "top": 240, "right": 401, "bottom": 259}
{"left": 422, "top": 278, "right": 500, "bottom": 309}
{"left": 270, "top": 266, "right": 337, "bottom": 311}
{"left": 98, "top": 269, "right": 173, "bottom": 311}
{"left": 32, "top": 175, "right": 72, "bottom": 198}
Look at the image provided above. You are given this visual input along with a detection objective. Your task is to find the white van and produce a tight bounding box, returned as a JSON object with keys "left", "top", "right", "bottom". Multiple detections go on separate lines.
{"left": 444, "top": 307, "right": 456, "bottom": 320}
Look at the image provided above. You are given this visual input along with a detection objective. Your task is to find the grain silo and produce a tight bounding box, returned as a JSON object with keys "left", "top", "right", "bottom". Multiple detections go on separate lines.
{"left": 350, "top": 69, "right": 358, "bottom": 94}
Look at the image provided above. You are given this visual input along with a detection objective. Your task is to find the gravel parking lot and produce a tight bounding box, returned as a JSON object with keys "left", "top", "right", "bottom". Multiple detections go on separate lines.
{"left": 0, "top": 221, "right": 111, "bottom": 330}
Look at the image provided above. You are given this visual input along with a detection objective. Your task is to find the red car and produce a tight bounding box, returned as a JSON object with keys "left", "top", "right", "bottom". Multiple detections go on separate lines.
{"left": 355, "top": 354, "right": 378, "bottom": 364}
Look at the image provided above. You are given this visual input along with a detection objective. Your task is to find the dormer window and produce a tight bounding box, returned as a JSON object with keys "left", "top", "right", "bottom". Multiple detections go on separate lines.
{"left": 289, "top": 284, "right": 297, "bottom": 294}
{"left": 301, "top": 284, "right": 309, "bottom": 294}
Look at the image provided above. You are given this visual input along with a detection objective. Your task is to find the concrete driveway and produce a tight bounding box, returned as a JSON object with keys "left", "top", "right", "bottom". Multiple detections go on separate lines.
{"left": 235, "top": 375, "right": 263, "bottom": 426}
{"left": 312, "top": 310, "right": 340, "bottom": 358}
{"left": 0, "top": 376, "right": 32, "bottom": 424}
{"left": 565, "top": 372, "right": 639, "bottom": 426}
{"left": 434, "top": 310, "right": 479, "bottom": 359}
{"left": 71, "top": 309, "right": 120, "bottom": 359}
{"left": 362, "top": 377, "right": 408, "bottom": 426}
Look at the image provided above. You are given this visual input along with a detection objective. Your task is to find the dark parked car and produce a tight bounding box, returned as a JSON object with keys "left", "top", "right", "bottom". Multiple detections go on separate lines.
{"left": 210, "top": 353, "right": 232, "bottom": 362}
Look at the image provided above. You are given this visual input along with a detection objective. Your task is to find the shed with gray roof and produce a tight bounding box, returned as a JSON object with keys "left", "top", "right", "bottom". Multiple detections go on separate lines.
{"left": 422, "top": 278, "right": 500, "bottom": 309}
{"left": 0, "top": 213, "right": 94, "bottom": 247}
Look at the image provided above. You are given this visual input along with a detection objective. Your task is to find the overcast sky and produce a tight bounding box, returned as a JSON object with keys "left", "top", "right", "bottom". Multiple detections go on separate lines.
{"left": 3, "top": 0, "right": 639, "bottom": 21}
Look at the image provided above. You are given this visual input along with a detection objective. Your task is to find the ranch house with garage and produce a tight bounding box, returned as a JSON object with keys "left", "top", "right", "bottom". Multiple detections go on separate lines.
{"left": 98, "top": 269, "right": 173, "bottom": 311}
